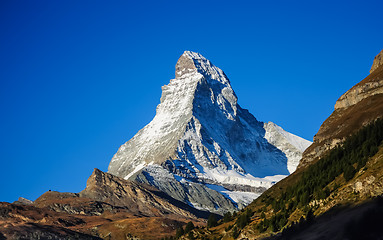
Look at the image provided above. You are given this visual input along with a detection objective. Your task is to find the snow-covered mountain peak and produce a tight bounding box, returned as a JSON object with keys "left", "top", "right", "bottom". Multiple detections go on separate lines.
{"left": 108, "top": 51, "right": 312, "bottom": 214}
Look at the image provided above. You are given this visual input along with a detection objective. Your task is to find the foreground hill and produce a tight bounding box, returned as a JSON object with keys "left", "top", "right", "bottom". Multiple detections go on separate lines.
{"left": 0, "top": 169, "right": 208, "bottom": 239}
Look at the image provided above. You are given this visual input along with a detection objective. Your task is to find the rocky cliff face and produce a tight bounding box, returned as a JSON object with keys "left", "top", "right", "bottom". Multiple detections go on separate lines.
{"left": 370, "top": 49, "right": 383, "bottom": 74}
{"left": 300, "top": 49, "right": 383, "bottom": 168}
{"left": 33, "top": 168, "right": 209, "bottom": 219}
{"left": 335, "top": 64, "right": 383, "bottom": 110}
{"left": 108, "top": 51, "right": 311, "bottom": 214}
{"left": 79, "top": 168, "right": 209, "bottom": 219}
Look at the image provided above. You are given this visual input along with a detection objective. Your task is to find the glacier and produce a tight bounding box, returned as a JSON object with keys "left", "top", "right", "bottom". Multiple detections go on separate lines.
{"left": 108, "top": 51, "right": 311, "bottom": 214}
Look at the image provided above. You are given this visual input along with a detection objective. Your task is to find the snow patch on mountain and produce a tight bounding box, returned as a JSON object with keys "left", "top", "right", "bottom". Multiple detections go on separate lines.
{"left": 264, "top": 122, "right": 312, "bottom": 173}
{"left": 206, "top": 184, "right": 261, "bottom": 207}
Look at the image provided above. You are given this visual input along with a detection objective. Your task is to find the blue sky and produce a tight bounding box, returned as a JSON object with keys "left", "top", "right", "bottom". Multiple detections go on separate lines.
{"left": 1, "top": 0, "right": 382, "bottom": 203}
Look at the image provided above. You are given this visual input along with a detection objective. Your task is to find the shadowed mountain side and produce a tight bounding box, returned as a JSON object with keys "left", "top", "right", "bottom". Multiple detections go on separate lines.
{"left": 265, "top": 197, "right": 383, "bottom": 240}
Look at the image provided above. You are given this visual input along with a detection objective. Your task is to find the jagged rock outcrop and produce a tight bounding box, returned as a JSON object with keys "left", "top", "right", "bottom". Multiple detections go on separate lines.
{"left": 13, "top": 197, "right": 33, "bottom": 205}
{"left": 108, "top": 51, "right": 311, "bottom": 213}
{"left": 335, "top": 64, "right": 383, "bottom": 110}
{"left": 300, "top": 49, "right": 383, "bottom": 168}
{"left": 370, "top": 49, "right": 383, "bottom": 74}
{"left": 79, "top": 168, "right": 209, "bottom": 219}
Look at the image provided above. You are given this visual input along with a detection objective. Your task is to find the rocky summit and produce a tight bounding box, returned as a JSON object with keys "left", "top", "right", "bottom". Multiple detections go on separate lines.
{"left": 370, "top": 49, "right": 383, "bottom": 74}
{"left": 108, "top": 51, "right": 311, "bottom": 214}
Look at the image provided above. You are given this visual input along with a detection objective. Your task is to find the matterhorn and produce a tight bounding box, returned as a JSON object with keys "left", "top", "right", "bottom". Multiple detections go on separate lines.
{"left": 108, "top": 51, "right": 311, "bottom": 214}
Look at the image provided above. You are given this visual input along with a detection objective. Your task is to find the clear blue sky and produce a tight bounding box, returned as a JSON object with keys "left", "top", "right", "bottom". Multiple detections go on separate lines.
{"left": 1, "top": 0, "right": 382, "bottom": 203}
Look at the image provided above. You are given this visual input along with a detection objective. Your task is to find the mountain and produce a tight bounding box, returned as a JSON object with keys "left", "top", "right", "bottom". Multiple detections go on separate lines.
{"left": 108, "top": 51, "right": 311, "bottom": 213}
{"left": 0, "top": 169, "right": 207, "bottom": 240}
{"left": 189, "top": 49, "right": 383, "bottom": 240}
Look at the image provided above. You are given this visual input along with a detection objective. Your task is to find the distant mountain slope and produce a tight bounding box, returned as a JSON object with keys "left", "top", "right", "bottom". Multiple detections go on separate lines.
{"left": 108, "top": 51, "right": 311, "bottom": 213}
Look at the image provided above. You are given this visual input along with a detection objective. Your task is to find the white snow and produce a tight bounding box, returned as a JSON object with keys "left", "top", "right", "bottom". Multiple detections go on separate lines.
{"left": 205, "top": 184, "right": 261, "bottom": 207}
{"left": 124, "top": 162, "right": 146, "bottom": 180}
{"left": 269, "top": 122, "right": 312, "bottom": 152}
{"left": 264, "top": 122, "right": 312, "bottom": 173}
{"left": 124, "top": 161, "right": 154, "bottom": 180}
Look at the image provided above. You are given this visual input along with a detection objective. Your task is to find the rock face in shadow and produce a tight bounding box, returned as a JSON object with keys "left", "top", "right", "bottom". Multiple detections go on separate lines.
{"left": 135, "top": 166, "right": 238, "bottom": 211}
{"left": 108, "top": 51, "right": 311, "bottom": 213}
{"left": 300, "top": 49, "right": 383, "bottom": 168}
{"left": 267, "top": 197, "right": 383, "bottom": 240}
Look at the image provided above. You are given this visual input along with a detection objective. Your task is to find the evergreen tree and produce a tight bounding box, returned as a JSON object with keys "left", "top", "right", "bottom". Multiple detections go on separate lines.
{"left": 260, "top": 212, "right": 266, "bottom": 219}
{"left": 188, "top": 231, "right": 195, "bottom": 240}
{"left": 306, "top": 209, "right": 314, "bottom": 223}
{"left": 344, "top": 164, "right": 356, "bottom": 181}
{"left": 232, "top": 226, "right": 239, "bottom": 238}
{"left": 223, "top": 211, "right": 232, "bottom": 222}
{"left": 207, "top": 214, "right": 218, "bottom": 228}
{"left": 176, "top": 226, "right": 184, "bottom": 239}
{"left": 185, "top": 221, "right": 195, "bottom": 233}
